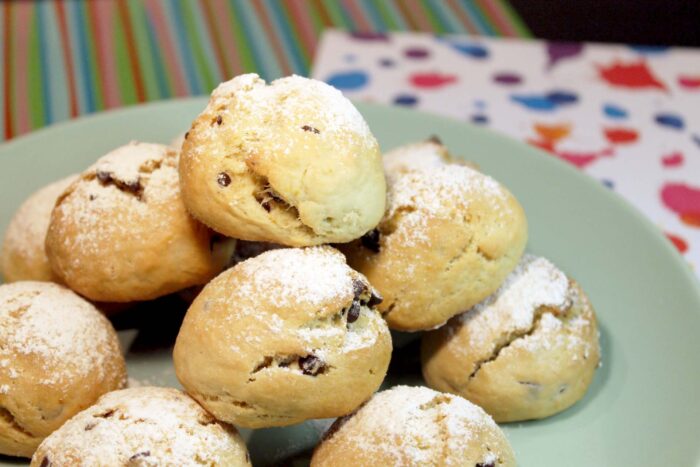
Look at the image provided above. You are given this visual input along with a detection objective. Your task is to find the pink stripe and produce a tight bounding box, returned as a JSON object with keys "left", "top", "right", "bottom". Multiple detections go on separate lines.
{"left": 287, "top": 0, "right": 317, "bottom": 51}
{"left": 212, "top": 0, "right": 242, "bottom": 76}
{"left": 344, "top": 0, "right": 371, "bottom": 32}
{"left": 92, "top": 1, "right": 121, "bottom": 108}
{"left": 144, "top": 0, "right": 188, "bottom": 96}
{"left": 13, "top": 2, "right": 32, "bottom": 135}
{"left": 480, "top": 0, "right": 517, "bottom": 36}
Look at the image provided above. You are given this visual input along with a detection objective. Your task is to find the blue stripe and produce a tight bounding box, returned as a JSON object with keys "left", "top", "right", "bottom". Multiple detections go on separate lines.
{"left": 162, "top": 1, "right": 201, "bottom": 95}
{"left": 70, "top": 0, "right": 95, "bottom": 112}
{"left": 187, "top": 0, "right": 223, "bottom": 87}
{"left": 230, "top": 0, "right": 280, "bottom": 80}
{"left": 459, "top": 0, "right": 494, "bottom": 35}
{"left": 383, "top": 0, "right": 408, "bottom": 29}
{"left": 360, "top": 0, "right": 387, "bottom": 30}
{"left": 35, "top": 4, "right": 53, "bottom": 124}
{"left": 428, "top": 0, "right": 465, "bottom": 33}
{"left": 39, "top": 2, "right": 69, "bottom": 123}
{"left": 264, "top": 0, "right": 305, "bottom": 75}
{"left": 142, "top": 10, "right": 169, "bottom": 99}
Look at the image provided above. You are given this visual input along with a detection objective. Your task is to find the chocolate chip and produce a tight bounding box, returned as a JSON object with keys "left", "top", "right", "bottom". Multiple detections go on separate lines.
{"left": 89, "top": 194, "right": 97, "bottom": 201}
{"left": 361, "top": 228, "right": 380, "bottom": 252}
{"left": 216, "top": 115, "right": 223, "bottom": 125}
{"left": 368, "top": 289, "right": 383, "bottom": 307}
{"left": 129, "top": 451, "right": 151, "bottom": 461}
{"left": 347, "top": 300, "right": 361, "bottom": 323}
{"left": 84, "top": 421, "right": 97, "bottom": 431}
{"left": 184, "top": 131, "right": 189, "bottom": 140}
{"left": 475, "top": 462, "right": 495, "bottom": 467}
{"left": 96, "top": 170, "right": 111, "bottom": 183}
{"left": 428, "top": 134, "right": 443, "bottom": 144}
{"left": 301, "top": 125, "right": 320, "bottom": 134}
{"left": 299, "top": 355, "right": 326, "bottom": 376}
{"left": 96, "top": 170, "right": 142, "bottom": 197}
{"left": 217, "top": 172, "right": 231, "bottom": 187}
{"left": 352, "top": 279, "right": 367, "bottom": 299}
{"left": 39, "top": 457, "right": 51, "bottom": 467}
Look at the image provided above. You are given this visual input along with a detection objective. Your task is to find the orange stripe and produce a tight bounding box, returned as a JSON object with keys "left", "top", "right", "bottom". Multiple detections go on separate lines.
{"left": 117, "top": 0, "right": 146, "bottom": 102}
{"left": 3, "top": 2, "right": 13, "bottom": 138}
{"left": 344, "top": 0, "right": 372, "bottom": 32}
{"left": 252, "top": 0, "right": 292, "bottom": 76}
{"left": 404, "top": 0, "right": 433, "bottom": 31}
{"left": 446, "top": 0, "right": 479, "bottom": 35}
{"left": 201, "top": 0, "right": 230, "bottom": 78}
{"left": 287, "top": 0, "right": 317, "bottom": 52}
{"left": 211, "top": 0, "right": 242, "bottom": 76}
{"left": 394, "top": 0, "right": 419, "bottom": 30}
{"left": 312, "top": 0, "right": 333, "bottom": 27}
{"left": 479, "top": 0, "right": 517, "bottom": 36}
{"left": 54, "top": 1, "right": 79, "bottom": 117}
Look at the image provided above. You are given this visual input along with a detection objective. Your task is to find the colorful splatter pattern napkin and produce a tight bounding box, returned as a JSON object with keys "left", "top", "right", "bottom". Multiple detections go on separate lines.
{"left": 312, "top": 30, "right": 700, "bottom": 277}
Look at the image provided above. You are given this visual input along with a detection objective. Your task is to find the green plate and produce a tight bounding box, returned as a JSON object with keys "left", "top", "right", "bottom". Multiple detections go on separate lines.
{"left": 1, "top": 99, "right": 699, "bottom": 466}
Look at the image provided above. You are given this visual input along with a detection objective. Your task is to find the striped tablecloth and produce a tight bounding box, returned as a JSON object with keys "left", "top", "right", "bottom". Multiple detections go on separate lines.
{"left": 0, "top": 0, "right": 527, "bottom": 141}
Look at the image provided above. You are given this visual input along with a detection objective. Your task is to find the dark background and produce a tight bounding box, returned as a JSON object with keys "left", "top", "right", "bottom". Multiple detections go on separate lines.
{"left": 510, "top": 0, "right": 700, "bottom": 46}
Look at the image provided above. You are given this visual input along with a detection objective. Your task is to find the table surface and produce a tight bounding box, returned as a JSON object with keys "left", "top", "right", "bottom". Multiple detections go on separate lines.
{"left": 0, "top": 2, "right": 697, "bottom": 279}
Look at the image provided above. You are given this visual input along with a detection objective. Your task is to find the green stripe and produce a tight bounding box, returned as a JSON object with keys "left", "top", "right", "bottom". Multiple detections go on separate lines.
{"left": 222, "top": 1, "right": 256, "bottom": 73}
{"left": 112, "top": 11, "right": 136, "bottom": 105}
{"left": 180, "top": 1, "right": 217, "bottom": 92}
{"left": 183, "top": 2, "right": 220, "bottom": 90}
{"left": 28, "top": 7, "right": 44, "bottom": 129}
{"left": 472, "top": 1, "right": 500, "bottom": 35}
{"left": 359, "top": 0, "right": 387, "bottom": 30}
{"left": 80, "top": 1, "right": 104, "bottom": 110}
{"left": 127, "top": 0, "right": 165, "bottom": 99}
{"left": 380, "top": 1, "right": 407, "bottom": 30}
{"left": 322, "top": 0, "right": 351, "bottom": 29}
{"left": 458, "top": 0, "right": 492, "bottom": 34}
{"left": 307, "top": 3, "right": 325, "bottom": 36}
{"left": 427, "top": 0, "right": 465, "bottom": 33}
{"left": 497, "top": 0, "right": 532, "bottom": 37}
{"left": 420, "top": 0, "right": 446, "bottom": 33}
{"left": 275, "top": 0, "right": 310, "bottom": 70}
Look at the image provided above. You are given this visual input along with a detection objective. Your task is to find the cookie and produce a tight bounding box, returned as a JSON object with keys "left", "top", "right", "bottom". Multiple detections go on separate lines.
{"left": 382, "top": 137, "right": 476, "bottom": 173}
{"left": 31, "top": 387, "right": 251, "bottom": 467}
{"left": 343, "top": 163, "right": 527, "bottom": 331}
{"left": 422, "top": 254, "right": 601, "bottom": 422}
{"left": 179, "top": 74, "right": 386, "bottom": 246}
{"left": 1, "top": 175, "right": 77, "bottom": 283}
{"left": 45, "top": 141, "right": 234, "bottom": 302}
{"left": 0, "top": 282, "right": 126, "bottom": 457}
{"left": 174, "top": 246, "right": 392, "bottom": 429}
{"left": 311, "top": 385, "right": 515, "bottom": 467}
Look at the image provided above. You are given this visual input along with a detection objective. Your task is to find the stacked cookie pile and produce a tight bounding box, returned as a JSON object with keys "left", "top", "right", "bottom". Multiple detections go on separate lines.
{"left": 0, "top": 74, "right": 600, "bottom": 466}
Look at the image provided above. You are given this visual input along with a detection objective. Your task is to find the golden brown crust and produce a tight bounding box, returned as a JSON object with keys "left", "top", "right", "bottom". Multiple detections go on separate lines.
{"left": 179, "top": 74, "right": 386, "bottom": 246}
{"left": 45, "top": 142, "right": 228, "bottom": 302}
{"left": 174, "top": 246, "right": 392, "bottom": 428}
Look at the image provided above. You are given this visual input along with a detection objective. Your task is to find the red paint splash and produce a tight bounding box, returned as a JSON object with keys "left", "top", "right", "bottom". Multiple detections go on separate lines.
{"left": 598, "top": 60, "right": 667, "bottom": 90}
{"left": 556, "top": 148, "right": 613, "bottom": 168}
{"left": 678, "top": 75, "right": 700, "bottom": 89}
{"left": 410, "top": 72, "right": 458, "bottom": 88}
{"left": 665, "top": 232, "right": 689, "bottom": 254}
{"left": 661, "top": 152, "right": 684, "bottom": 167}
{"left": 661, "top": 183, "right": 700, "bottom": 227}
{"left": 604, "top": 127, "right": 639, "bottom": 145}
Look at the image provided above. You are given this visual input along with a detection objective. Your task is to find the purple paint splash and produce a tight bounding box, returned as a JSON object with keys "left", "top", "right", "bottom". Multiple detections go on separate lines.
{"left": 546, "top": 42, "right": 584, "bottom": 70}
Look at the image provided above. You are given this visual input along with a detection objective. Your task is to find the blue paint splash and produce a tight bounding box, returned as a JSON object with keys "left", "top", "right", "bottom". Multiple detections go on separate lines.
{"left": 601, "top": 179, "right": 615, "bottom": 189}
{"left": 654, "top": 113, "right": 685, "bottom": 130}
{"left": 629, "top": 45, "right": 670, "bottom": 54}
{"left": 510, "top": 90, "right": 578, "bottom": 111}
{"left": 325, "top": 71, "right": 369, "bottom": 91}
{"left": 603, "top": 103, "right": 628, "bottom": 119}
{"left": 693, "top": 134, "right": 700, "bottom": 148}
{"left": 394, "top": 94, "right": 418, "bottom": 106}
{"left": 471, "top": 114, "right": 489, "bottom": 125}
{"left": 440, "top": 38, "right": 489, "bottom": 59}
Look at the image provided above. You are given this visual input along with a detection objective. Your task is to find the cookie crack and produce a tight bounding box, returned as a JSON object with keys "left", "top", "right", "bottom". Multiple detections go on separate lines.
{"left": 468, "top": 307, "right": 556, "bottom": 380}
{"left": 0, "top": 405, "right": 36, "bottom": 439}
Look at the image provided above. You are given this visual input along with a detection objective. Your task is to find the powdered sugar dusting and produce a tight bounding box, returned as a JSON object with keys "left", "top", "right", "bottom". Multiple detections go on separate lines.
{"left": 328, "top": 386, "right": 501, "bottom": 464}
{"left": 458, "top": 254, "right": 571, "bottom": 349}
{"left": 194, "top": 73, "right": 375, "bottom": 160}
{"left": 0, "top": 282, "right": 116, "bottom": 385}
{"left": 383, "top": 141, "right": 450, "bottom": 173}
{"left": 385, "top": 165, "right": 507, "bottom": 246}
{"left": 236, "top": 247, "right": 353, "bottom": 307}
{"left": 34, "top": 387, "right": 247, "bottom": 466}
